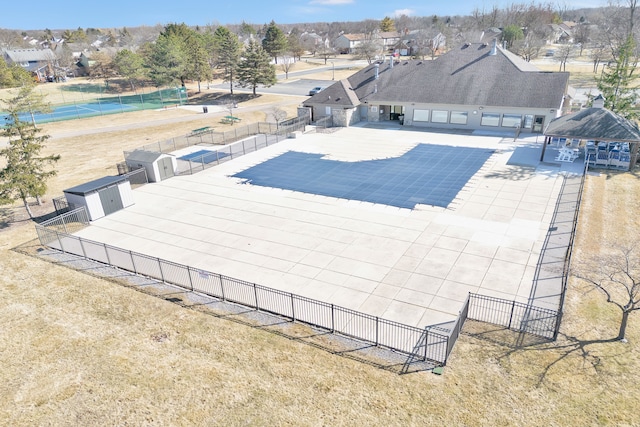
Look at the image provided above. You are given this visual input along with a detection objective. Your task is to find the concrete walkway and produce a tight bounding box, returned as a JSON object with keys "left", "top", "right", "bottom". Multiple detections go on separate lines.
{"left": 73, "top": 125, "right": 582, "bottom": 328}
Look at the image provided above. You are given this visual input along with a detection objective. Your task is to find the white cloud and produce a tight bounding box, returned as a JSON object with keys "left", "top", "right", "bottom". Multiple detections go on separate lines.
{"left": 309, "top": 0, "right": 354, "bottom": 5}
{"left": 392, "top": 8, "right": 415, "bottom": 17}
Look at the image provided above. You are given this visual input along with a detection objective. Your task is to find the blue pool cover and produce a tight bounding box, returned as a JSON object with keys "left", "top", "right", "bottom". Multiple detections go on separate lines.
{"left": 180, "top": 149, "right": 229, "bottom": 164}
{"left": 232, "top": 144, "right": 494, "bottom": 209}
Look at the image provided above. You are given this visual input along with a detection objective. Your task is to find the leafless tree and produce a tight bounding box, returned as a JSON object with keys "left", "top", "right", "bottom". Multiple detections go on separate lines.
{"left": 571, "top": 242, "right": 640, "bottom": 342}
{"left": 354, "top": 39, "right": 382, "bottom": 64}
{"left": 316, "top": 45, "right": 335, "bottom": 65}
{"left": 590, "top": 43, "right": 611, "bottom": 73}
{"left": 280, "top": 54, "right": 295, "bottom": 79}
{"left": 556, "top": 43, "right": 575, "bottom": 71}
{"left": 269, "top": 106, "right": 287, "bottom": 126}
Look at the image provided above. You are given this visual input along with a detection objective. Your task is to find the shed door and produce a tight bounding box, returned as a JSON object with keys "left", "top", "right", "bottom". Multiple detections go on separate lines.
{"left": 98, "top": 185, "right": 124, "bottom": 216}
{"left": 158, "top": 157, "right": 174, "bottom": 180}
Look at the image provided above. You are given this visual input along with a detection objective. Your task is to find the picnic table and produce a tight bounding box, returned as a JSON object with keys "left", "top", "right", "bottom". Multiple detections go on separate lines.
{"left": 220, "top": 116, "right": 241, "bottom": 124}
{"left": 189, "top": 126, "right": 212, "bottom": 136}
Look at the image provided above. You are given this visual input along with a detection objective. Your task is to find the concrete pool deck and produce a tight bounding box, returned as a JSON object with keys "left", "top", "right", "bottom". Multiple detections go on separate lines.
{"left": 74, "top": 125, "right": 583, "bottom": 328}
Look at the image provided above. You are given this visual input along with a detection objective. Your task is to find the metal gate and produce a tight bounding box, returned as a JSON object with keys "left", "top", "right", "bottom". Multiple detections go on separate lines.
{"left": 98, "top": 185, "right": 124, "bottom": 216}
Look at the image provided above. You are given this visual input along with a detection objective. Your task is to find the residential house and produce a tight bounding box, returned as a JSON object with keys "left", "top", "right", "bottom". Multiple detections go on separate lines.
{"left": 302, "top": 41, "right": 570, "bottom": 132}
{"left": 402, "top": 30, "right": 446, "bottom": 57}
{"left": 334, "top": 33, "right": 367, "bottom": 54}
{"left": 334, "top": 31, "right": 402, "bottom": 54}
{"left": 2, "top": 48, "right": 58, "bottom": 81}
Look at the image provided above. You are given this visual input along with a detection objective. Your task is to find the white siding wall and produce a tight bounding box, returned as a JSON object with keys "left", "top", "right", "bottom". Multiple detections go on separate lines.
{"left": 64, "top": 192, "right": 105, "bottom": 221}
{"left": 117, "top": 181, "right": 135, "bottom": 208}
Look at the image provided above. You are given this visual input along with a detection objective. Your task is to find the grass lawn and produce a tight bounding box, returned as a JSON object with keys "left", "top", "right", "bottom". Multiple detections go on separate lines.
{"left": 0, "top": 64, "right": 639, "bottom": 426}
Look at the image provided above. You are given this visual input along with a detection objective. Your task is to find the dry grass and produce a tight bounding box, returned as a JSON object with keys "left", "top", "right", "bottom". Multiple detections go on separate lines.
{"left": 1, "top": 65, "right": 640, "bottom": 426}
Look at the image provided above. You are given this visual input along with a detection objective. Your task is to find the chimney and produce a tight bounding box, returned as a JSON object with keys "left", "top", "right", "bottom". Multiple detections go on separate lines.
{"left": 490, "top": 38, "right": 497, "bottom": 55}
{"left": 593, "top": 94, "right": 605, "bottom": 108}
{"left": 374, "top": 63, "right": 379, "bottom": 79}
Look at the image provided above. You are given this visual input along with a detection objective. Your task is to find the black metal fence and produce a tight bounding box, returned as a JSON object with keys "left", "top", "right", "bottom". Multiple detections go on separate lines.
{"left": 33, "top": 223, "right": 451, "bottom": 365}
{"left": 174, "top": 133, "right": 286, "bottom": 175}
{"left": 125, "top": 119, "right": 309, "bottom": 158}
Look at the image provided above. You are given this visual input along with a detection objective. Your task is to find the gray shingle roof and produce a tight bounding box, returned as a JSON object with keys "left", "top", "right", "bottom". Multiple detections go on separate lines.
{"left": 64, "top": 175, "right": 128, "bottom": 196}
{"left": 3, "top": 48, "right": 56, "bottom": 63}
{"left": 545, "top": 107, "right": 640, "bottom": 142}
{"left": 304, "top": 43, "right": 569, "bottom": 110}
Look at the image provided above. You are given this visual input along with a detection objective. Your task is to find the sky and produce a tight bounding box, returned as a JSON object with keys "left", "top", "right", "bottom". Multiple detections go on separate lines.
{"left": 1, "top": 0, "right": 607, "bottom": 31}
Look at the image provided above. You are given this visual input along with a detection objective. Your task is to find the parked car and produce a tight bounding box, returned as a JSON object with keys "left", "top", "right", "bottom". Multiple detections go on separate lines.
{"left": 308, "top": 86, "right": 324, "bottom": 95}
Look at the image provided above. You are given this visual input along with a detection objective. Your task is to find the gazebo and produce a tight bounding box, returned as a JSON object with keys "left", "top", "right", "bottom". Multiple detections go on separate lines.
{"left": 541, "top": 95, "right": 640, "bottom": 170}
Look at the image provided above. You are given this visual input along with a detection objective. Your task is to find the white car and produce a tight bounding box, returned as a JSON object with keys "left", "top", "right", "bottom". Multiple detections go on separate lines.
{"left": 308, "top": 86, "right": 324, "bottom": 95}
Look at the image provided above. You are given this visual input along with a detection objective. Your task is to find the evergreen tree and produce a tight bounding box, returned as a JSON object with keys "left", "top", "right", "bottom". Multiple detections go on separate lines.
{"left": 597, "top": 35, "right": 638, "bottom": 119}
{"left": 113, "top": 49, "right": 145, "bottom": 91}
{"left": 287, "top": 29, "right": 305, "bottom": 60}
{"left": 236, "top": 40, "right": 276, "bottom": 95}
{"left": 0, "top": 60, "right": 32, "bottom": 88}
{"left": 0, "top": 85, "right": 59, "bottom": 217}
{"left": 380, "top": 16, "right": 396, "bottom": 32}
{"left": 212, "top": 26, "right": 241, "bottom": 94}
{"left": 262, "top": 20, "right": 287, "bottom": 64}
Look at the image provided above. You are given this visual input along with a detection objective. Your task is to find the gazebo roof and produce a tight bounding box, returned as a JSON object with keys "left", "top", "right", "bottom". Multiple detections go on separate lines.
{"left": 545, "top": 107, "right": 640, "bottom": 142}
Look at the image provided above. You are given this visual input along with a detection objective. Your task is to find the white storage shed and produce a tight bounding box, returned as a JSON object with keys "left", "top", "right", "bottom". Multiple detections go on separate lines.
{"left": 63, "top": 175, "right": 134, "bottom": 221}
{"left": 125, "top": 150, "right": 177, "bottom": 183}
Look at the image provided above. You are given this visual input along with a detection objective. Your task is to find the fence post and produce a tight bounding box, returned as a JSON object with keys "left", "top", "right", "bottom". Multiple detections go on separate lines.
{"left": 79, "top": 238, "right": 87, "bottom": 259}
{"left": 220, "top": 274, "right": 226, "bottom": 301}
{"left": 508, "top": 299, "right": 516, "bottom": 330}
{"left": 331, "top": 304, "right": 335, "bottom": 332}
{"left": 553, "top": 311, "right": 563, "bottom": 340}
{"left": 158, "top": 258, "right": 165, "bottom": 282}
{"left": 291, "top": 293, "right": 295, "bottom": 321}
{"left": 187, "top": 266, "right": 194, "bottom": 291}
{"left": 130, "top": 251, "right": 137, "bottom": 274}
{"left": 56, "top": 231, "right": 65, "bottom": 253}
{"left": 103, "top": 243, "right": 111, "bottom": 265}
{"left": 375, "top": 316, "right": 379, "bottom": 346}
{"left": 424, "top": 328, "right": 430, "bottom": 361}
{"left": 254, "top": 283, "right": 259, "bottom": 310}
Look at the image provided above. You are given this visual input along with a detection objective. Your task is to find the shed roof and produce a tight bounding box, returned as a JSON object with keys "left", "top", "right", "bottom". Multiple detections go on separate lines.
{"left": 64, "top": 175, "right": 128, "bottom": 196}
{"left": 545, "top": 107, "right": 640, "bottom": 142}
{"left": 125, "top": 150, "right": 166, "bottom": 163}
{"left": 304, "top": 42, "right": 569, "bottom": 110}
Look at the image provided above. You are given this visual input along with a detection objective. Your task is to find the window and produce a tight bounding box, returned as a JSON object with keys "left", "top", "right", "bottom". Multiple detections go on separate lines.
{"left": 480, "top": 113, "right": 500, "bottom": 126}
{"left": 502, "top": 114, "right": 522, "bottom": 128}
{"left": 523, "top": 115, "right": 533, "bottom": 128}
{"left": 431, "top": 110, "right": 448, "bottom": 123}
{"left": 450, "top": 111, "right": 468, "bottom": 125}
{"left": 413, "top": 109, "right": 429, "bottom": 122}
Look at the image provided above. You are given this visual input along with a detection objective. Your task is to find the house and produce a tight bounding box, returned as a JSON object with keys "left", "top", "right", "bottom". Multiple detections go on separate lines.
{"left": 302, "top": 40, "right": 570, "bottom": 132}
{"left": 2, "top": 48, "right": 58, "bottom": 81}
{"left": 334, "top": 31, "right": 402, "bottom": 54}
{"left": 403, "top": 30, "right": 446, "bottom": 57}
{"left": 549, "top": 22, "right": 576, "bottom": 44}
{"left": 334, "top": 33, "right": 368, "bottom": 54}
{"left": 378, "top": 31, "right": 402, "bottom": 52}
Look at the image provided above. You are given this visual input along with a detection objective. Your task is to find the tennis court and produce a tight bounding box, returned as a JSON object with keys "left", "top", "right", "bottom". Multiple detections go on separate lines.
{"left": 73, "top": 126, "right": 567, "bottom": 328}
{"left": 13, "top": 102, "right": 137, "bottom": 124}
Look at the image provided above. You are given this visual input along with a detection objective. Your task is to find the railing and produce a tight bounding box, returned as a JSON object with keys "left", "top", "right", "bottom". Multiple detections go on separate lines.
{"left": 33, "top": 225, "right": 451, "bottom": 365}
{"left": 36, "top": 207, "right": 90, "bottom": 240}
{"left": 552, "top": 162, "right": 588, "bottom": 338}
{"left": 124, "top": 119, "right": 309, "bottom": 159}
{"left": 175, "top": 133, "right": 285, "bottom": 175}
